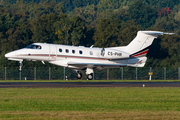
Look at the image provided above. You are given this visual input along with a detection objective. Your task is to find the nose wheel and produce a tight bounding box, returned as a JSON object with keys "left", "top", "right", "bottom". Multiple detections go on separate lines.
{"left": 18, "top": 61, "right": 23, "bottom": 72}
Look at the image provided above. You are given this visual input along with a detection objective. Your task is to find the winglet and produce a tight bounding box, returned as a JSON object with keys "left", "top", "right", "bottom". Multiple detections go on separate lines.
{"left": 163, "top": 32, "right": 175, "bottom": 35}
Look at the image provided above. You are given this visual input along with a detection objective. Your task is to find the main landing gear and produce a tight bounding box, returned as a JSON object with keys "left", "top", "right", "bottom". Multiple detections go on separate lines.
{"left": 76, "top": 68, "right": 94, "bottom": 80}
{"left": 76, "top": 70, "right": 82, "bottom": 79}
{"left": 87, "top": 73, "right": 93, "bottom": 80}
{"left": 86, "top": 68, "right": 93, "bottom": 80}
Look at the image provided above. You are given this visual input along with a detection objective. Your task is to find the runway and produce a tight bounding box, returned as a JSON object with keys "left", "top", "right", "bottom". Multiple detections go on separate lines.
{"left": 0, "top": 82, "right": 180, "bottom": 88}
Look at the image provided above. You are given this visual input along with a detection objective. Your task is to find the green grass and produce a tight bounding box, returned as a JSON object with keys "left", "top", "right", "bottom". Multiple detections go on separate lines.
{"left": 0, "top": 87, "right": 180, "bottom": 119}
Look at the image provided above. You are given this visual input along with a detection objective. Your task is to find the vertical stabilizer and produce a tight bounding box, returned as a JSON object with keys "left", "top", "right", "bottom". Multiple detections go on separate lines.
{"left": 125, "top": 31, "right": 174, "bottom": 57}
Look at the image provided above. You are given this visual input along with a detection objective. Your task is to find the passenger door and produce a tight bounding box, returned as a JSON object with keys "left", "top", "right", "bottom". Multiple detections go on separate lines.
{"left": 49, "top": 45, "right": 57, "bottom": 60}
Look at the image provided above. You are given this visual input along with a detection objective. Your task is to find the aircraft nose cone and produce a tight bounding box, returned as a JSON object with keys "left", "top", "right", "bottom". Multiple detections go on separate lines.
{"left": 5, "top": 53, "right": 10, "bottom": 58}
{"left": 5, "top": 52, "right": 16, "bottom": 58}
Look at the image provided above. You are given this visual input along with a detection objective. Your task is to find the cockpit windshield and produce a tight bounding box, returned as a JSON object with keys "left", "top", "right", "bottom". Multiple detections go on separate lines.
{"left": 25, "top": 44, "right": 42, "bottom": 49}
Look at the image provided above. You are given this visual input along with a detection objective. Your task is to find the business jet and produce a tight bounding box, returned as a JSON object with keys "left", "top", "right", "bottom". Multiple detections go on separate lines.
{"left": 5, "top": 31, "right": 174, "bottom": 80}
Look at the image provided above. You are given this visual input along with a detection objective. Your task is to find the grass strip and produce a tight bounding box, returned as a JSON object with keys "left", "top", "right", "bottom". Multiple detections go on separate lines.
{"left": 0, "top": 111, "right": 180, "bottom": 120}
{"left": 0, "top": 87, "right": 180, "bottom": 119}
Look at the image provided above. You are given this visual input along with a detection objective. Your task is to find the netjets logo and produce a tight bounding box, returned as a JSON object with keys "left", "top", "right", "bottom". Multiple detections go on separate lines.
{"left": 101, "top": 48, "right": 105, "bottom": 56}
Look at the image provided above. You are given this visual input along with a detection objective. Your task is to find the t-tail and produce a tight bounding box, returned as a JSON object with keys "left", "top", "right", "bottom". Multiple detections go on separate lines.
{"left": 124, "top": 31, "right": 174, "bottom": 67}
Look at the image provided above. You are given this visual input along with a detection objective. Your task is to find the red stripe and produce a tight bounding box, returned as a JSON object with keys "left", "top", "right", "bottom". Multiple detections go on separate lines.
{"left": 132, "top": 49, "right": 149, "bottom": 57}
{"left": 56, "top": 55, "right": 108, "bottom": 60}
{"left": 19, "top": 54, "right": 108, "bottom": 60}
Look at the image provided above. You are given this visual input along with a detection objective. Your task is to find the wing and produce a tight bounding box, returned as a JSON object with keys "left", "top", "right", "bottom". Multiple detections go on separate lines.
{"left": 67, "top": 62, "right": 128, "bottom": 70}
{"left": 68, "top": 62, "right": 127, "bottom": 67}
{"left": 67, "top": 56, "right": 147, "bottom": 69}
{"left": 49, "top": 57, "right": 147, "bottom": 70}
{"left": 68, "top": 58, "right": 146, "bottom": 70}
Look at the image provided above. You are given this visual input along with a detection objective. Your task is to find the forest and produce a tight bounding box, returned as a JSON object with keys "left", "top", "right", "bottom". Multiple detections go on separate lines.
{"left": 1, "top": 0, "right": 180, "bottom": 69}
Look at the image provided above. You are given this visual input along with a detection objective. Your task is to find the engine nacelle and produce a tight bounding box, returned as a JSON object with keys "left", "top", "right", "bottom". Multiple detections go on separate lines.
{"left": 102, "top": 48, "right": 129, "bottom": 59}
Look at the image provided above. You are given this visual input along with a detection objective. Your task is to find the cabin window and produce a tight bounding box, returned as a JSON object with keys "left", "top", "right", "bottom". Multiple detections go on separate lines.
{"left": 90, "top": 51, "right": 93, "bottom": 55}
{"left": 72, "top": 50, "right": 75, "bottom": 54}
{"left": 59, "top": 49, "right": 62, "bottom": 52}
{"left": 25, "top": 44, "right": 41, "bottom": 49}
{"left": 79, "top": 50, "right": 83, "bottom": 54}
{"left": 66, "top": 49, "right": 69, "bottom": 53}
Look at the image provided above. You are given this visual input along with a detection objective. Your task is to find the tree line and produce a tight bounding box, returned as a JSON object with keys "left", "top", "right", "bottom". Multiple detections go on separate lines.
{"left": 1, "top": 0, "right": 180, "bottom": 69}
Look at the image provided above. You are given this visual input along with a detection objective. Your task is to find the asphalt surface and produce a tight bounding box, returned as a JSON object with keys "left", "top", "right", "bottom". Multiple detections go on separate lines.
{"left": 0, "top": 82, "right": 180, "bottom": 88}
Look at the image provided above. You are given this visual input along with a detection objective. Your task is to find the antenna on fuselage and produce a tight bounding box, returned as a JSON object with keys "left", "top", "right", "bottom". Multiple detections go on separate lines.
{"left": 90, "top": 45, "right": 94, "bottom": 48}
{"left": 41, "top": 61, "right": 45, "bottom": 65}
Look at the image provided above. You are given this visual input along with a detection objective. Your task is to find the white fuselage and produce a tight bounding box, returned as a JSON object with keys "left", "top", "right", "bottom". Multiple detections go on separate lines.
{"left": 5, "top": 43, "right": 143, "bottom": 70}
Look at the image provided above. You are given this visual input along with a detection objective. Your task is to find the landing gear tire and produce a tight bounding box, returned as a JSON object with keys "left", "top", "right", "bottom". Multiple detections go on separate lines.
{"left": 76, "top": 72, "right": 82, "bottom": 79}
{"left": 87, "top": 73, "right": 93, "bottom": 80}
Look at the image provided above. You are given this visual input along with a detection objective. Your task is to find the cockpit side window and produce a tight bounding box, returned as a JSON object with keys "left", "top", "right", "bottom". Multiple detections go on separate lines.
{"left": 25, "top": 45, "right": 35, "bottom": 49}
{"left": 35, "top": 45, "right": 41, "bottom": 49}
{"left": 25, "top": 44, "right": 42, "bottom": 49}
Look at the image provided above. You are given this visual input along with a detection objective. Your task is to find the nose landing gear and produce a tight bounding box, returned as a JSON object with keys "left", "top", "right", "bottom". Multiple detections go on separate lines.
{"left": 18, "top": 60, "right": 23, "bottom": 72}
